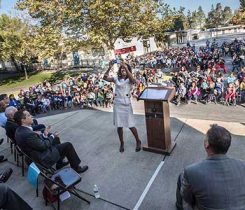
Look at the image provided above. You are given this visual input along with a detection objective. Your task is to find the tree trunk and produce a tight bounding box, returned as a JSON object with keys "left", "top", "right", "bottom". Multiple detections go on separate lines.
{"left": 24, "top": 66, "right": 28, "bottom": 80}
{"left": 21, "top": 63, "right": 28, "bottom": 79}
{"left": 11, "top": 56, "right": 20, "bottom": 72}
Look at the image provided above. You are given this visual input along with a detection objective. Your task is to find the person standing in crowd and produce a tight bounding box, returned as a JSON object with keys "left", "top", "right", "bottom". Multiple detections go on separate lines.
{"left": 176, "top": 124, "right": 245, "bottom": 210}
{"left": 103, "top": 61, "right": 141, "bottom": 153}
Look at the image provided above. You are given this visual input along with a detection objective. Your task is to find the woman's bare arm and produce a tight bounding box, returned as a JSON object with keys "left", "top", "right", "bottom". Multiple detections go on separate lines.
{"left": 103, "top": 61, "right": 114, "bottom": 82}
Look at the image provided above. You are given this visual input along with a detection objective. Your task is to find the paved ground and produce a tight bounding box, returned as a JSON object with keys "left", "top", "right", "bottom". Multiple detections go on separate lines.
{"left": 0, "top": 104, "right": 244, "bottom": 210}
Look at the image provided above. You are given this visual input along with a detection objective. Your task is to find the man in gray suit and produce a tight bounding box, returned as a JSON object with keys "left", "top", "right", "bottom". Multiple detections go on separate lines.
{"left": 176, "top": 124, "right": 245, "bottom": 210}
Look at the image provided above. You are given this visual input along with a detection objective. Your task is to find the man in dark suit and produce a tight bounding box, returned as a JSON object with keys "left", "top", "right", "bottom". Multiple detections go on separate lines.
{"left": 14, "top": 110, "right": 88, "bottom": 173}
{"left": 5, "top": 106, "right": 56, "bottom": 145}
{"left": 176, "top": 124, "right": 245, "bottom": 210}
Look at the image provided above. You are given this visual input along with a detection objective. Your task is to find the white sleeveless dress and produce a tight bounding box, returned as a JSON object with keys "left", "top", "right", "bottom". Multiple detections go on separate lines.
{"left": 113, "top": 76, "right": 135, "bottom": 128}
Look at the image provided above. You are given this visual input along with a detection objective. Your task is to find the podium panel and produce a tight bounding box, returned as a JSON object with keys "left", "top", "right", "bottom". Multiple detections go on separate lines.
{"left": 138, "top": 87, "right": 176, "bottom": 155}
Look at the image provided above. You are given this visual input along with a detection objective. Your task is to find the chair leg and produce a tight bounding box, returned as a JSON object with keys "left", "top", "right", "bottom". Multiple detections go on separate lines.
{"left": 15, "top": 147, "right": 17, "bottom": 163}
{"left": 10, "top": 142, "right": 13, "bottom": 154}
{"left": 36, "top": 178, "right": 39, "bottom": 197}
{"left": 21, "top": 155, "right": 25, "bottom": 176}
{"left": 72, "top": 188, "right": 90, "bottom": 204}
{"left": 57, "top": 189, "right": 60, "bottom": 210}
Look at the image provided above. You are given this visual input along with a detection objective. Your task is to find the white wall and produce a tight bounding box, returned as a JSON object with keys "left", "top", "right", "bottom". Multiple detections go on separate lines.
{"left": 114, "top": 37, "right": 157, "bottom": 58}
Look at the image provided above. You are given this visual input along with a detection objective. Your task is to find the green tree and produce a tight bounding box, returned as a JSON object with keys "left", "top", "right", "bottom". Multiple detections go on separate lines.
{"left": 196, "top": 6, "right": 206, "bottom": 29}
{"left": 231, "top": 0, "right": 245, "bottom": 25}
{"left": 171, "top": 7, "right": 188, "bottom": 31}
{"left": 18, "top": 0, "right": 164, "bottom": 58}
{"left": 206, "top": 3, "right": 231, "bottom": 28}
{"left": 187, "top": 10, "right": 193, "bottom": 29}
{"left": 240, "top": 0, "right": 245, "bottom": 11}
{"left": 154, "top": 0, "right": 177, "bottom": 46}
{"left": 231, "top": 10, "right": 245, "bottom": 25}
{"left": 222, "top": 6, "right": 233, "bottom": 25}
{"left": 0, "top": 14, "right": 34, "bottom": 78}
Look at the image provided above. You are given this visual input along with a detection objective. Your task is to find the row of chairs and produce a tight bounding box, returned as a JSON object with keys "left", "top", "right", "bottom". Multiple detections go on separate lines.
{"left": 6, "top": 136, "right": 90, "bottom": 210}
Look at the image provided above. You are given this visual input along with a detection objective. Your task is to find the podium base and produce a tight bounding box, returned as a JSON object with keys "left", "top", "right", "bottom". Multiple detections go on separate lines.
{"left": 143, "top": 141, "right": 176, "bottom": 155}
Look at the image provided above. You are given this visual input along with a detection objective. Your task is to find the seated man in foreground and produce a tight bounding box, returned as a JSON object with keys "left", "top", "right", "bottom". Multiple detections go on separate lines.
{"left": 14, "top": 110, "right": 88, "bottom": 173}
{"left": 176, "top": 124, "right": 245, "bottom": 210}
{"left": 0, "top": 167, "right": 32, "bottom": 210}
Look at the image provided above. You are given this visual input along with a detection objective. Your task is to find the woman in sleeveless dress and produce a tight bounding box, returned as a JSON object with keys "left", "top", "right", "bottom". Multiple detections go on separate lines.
{"left": 103, "top": 61, "right": 141, "bottom": 153}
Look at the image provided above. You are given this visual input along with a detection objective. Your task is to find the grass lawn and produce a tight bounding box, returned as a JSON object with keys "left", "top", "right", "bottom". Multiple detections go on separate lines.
{"left": 0, "top": 71, "right": 54, "bottom": 94}
{"left": 0, "top": 69, "right": 172, "bottom": 95}
{"left": 0, "top": 69, "right": 90, "bottom": 95}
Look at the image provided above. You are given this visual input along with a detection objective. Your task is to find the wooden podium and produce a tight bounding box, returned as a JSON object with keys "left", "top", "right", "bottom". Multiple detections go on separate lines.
{"left": 138, "top": 87, "right": 176, "bottom": 155}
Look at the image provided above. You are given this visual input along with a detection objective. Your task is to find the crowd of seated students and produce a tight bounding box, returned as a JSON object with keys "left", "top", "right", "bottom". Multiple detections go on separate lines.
{"left": 127, "top": 39, "right": 244, "bottom": 70}
{"left": 3, "top": 74, "right": 115, "bottom": 115}
{"left": 1, "top": 39, "right": 245, "bottom": 120}
{"left": 122, "top": 39, "right": 244, "bottom": 105}
{"left": 124, "top": 39, "right": 245, "bottom": 106}
{"left": 172, "top": 65, "right": 245, "bottom": 106}
{"left": 166, "top": 40, "right": 245, "bottom": 106}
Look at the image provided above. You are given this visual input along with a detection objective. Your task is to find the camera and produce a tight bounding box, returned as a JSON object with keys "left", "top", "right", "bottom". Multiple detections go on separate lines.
{"left": 112, "top": 59, "right": 120, "bottom": 64}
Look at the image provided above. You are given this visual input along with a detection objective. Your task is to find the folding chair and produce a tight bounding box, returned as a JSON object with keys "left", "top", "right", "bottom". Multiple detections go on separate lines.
{"left": 42, "top": 167, "right": 90, "bottom": 210}
{"left": 8, "top": 137, "right": 14, "bottom": 156}
{"left": 21, "top": 149, "right": 90, "bottom": 210}
{"left": 16, "top": 145, "right": 55, "bottom": 178}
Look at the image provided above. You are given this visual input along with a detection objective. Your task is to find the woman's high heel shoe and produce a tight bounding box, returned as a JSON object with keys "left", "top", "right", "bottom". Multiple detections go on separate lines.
{"left": 119, "top": 144, "right": 124, "bottom": 153}
{"left": 135, "top": 141, "right": 141, "bottom": 152}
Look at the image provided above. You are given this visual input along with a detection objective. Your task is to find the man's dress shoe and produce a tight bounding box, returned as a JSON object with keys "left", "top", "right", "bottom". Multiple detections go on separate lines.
{"left": 75, "top": 165, "right": 88, "bottom": 174}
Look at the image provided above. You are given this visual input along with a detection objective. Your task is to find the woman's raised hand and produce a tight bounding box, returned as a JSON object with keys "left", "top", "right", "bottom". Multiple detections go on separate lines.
{"left": 108, "top": 60, "right": 114, "bottom": 69}
{"left": 120, "top": 60, "right": 128, "bottom": 69}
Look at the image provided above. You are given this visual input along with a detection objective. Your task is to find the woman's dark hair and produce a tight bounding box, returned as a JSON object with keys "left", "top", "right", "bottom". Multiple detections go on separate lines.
{"left": 117, "top": 64, "right": 132, "bottom": 79}
{"left": 206, "top": 124, "right": 231, "bottom": 154}
{"left": 14, "top": 110, "right": 26, "bottom": 126}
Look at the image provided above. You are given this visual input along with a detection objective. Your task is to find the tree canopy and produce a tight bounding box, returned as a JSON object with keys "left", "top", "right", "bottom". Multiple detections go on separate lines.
{"left": 17, "top": 0, "right": 164, "bottom": 50}
{"left": 206, "top": 3, "right": 233, "bottom": 28}
{"left": 0, "top": 0, "right": 241, "bottom": 71}
{"left": 231, "top": 0, "right": 245, "bottom": 25}
{"left": 0, "top": 14, "right": 32, "bottom": 64}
